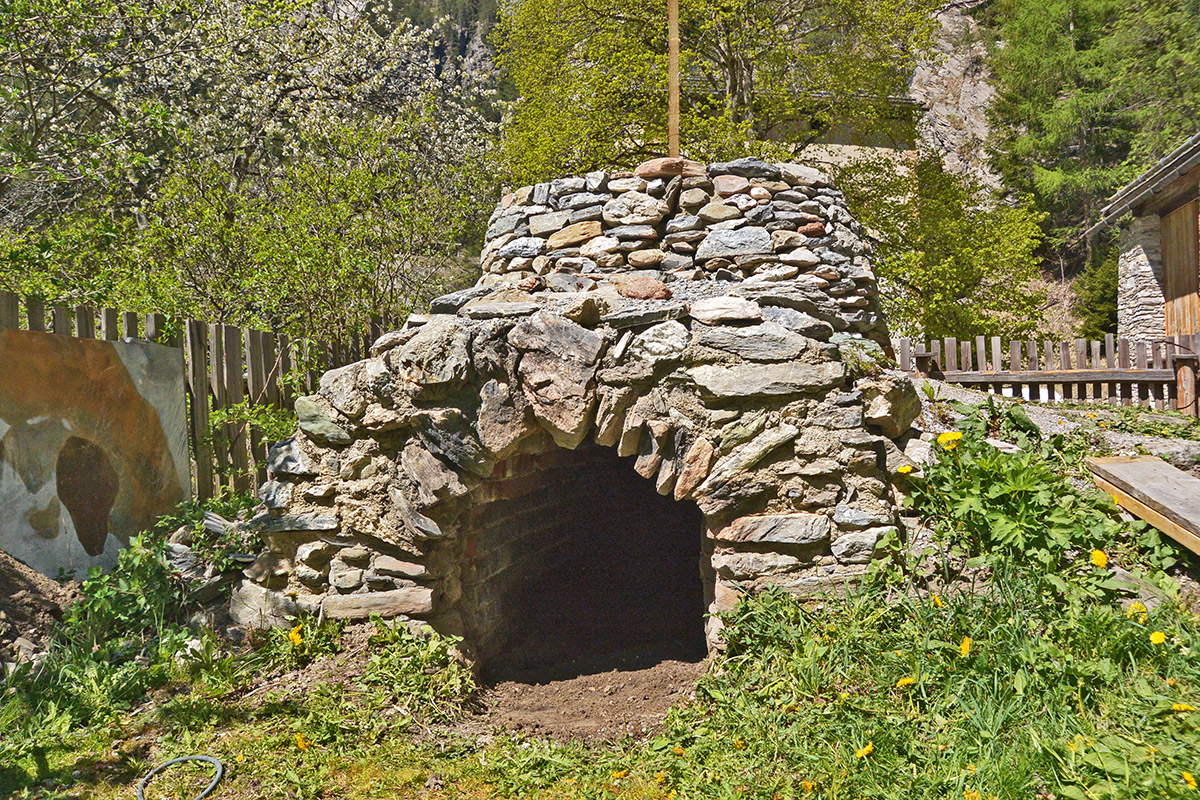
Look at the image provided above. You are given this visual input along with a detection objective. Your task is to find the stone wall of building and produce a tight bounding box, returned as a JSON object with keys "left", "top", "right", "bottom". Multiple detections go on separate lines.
{"left": 229, "top": 157, "right": 923, "bottom": 673}
{"left": 1118, "top": 215, "right": 1166, "bottom": 341}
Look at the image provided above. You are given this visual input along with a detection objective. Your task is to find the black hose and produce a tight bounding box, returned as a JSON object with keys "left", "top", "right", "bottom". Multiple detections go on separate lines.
{"left": 136, "top": 755, "right": 224, "bottom": 800}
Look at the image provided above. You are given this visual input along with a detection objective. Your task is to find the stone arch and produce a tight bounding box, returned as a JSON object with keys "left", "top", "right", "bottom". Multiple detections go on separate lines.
{"left": 232, "top": 158, "right": 922, "bottom": 676}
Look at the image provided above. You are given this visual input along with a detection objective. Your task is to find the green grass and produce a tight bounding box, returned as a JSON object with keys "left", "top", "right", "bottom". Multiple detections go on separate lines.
{"left": 2, "top": 405, "right": 1199, "bottom": 799}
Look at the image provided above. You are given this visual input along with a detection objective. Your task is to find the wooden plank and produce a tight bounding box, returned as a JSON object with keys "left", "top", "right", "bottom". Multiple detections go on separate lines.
{"left": 990, "top": 337, "right": 1002, "bottom": 373}
{"left": 52, "top": 305, "right": 71, "bottom": 335}
{"left": 975, "top": 336, "right": 987, "bottom": 373}
{"left": 100, "top": 308, "right": 120, "bottom": 340}
{"left": 931, "top": 340, "right": 943, "bottom": 372}
{"left": 1105, "top": 333, "right": 1117, "bottom": 404}
{"left": 0, "top": 291, "right": 18, "bottom": 329}
{"left": 146, "top": 312, "right": 167, "bottom": 344}
{"left": 960, "top": 340, "right": 972, "bottom": 373}
{"left": 208, "top": 323, "right": 230, "bottom": 484}
{"left": 26, "top": 296, "right": 44, "bottom": 331}
{"left": 1087, "top": 456, "right": 1200, "bottom": 557}
{"left": 185, "top": 321, "right": 215, "bottom": 502}
{"left": 278, "top": 334, "right": 295, "bottom": 407}
{"left": 1075, "top": 339, "right": 1088, "bottom": 400}
{"left": 244, "top": 328, "right": 268, "bottom": 485}
{"left": 1009, "top": 340, "right": 1023, "bottom": 399}
{"left": 941, "top": 368, "right": 1174, "bottom": 385}
{"left": 1090, "top": 340, "right": 1103, "bottom": 401}
{"left": 898, "top": 338, "right": 912, "bottom": 371}
{"left": 74, "top": 304, "right": 94, "bottom": 339}
{"left": 223, "top": 325, "right": 251, "bottom": 494}
{"left": 122, "top": 311, "right": 139, "bottom": 340}
{"left": 1059, "top": 342, "right": 1073, "bottom": 401}
{"left": 945, "top": 337, "right": 958, "bottom": 371}
{"left": 262, "top": 333, "right": 280, "bottom": 407}
{"left": 1118, "top": 339, "right": 1132, "bottom": 406}
{"left": 1162, "top": 199, "right": 1200, "bottom": 337}
{"left": 1135, "top": 341, "right": 1148, "bottom": 407}
{"left": 1151, "top": 342, "right": 1165, "bottom": 410}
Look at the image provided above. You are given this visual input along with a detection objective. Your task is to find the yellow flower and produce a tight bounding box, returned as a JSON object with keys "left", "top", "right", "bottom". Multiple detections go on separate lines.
{"left": 668, "top": 791, "right": 677, "bottom": 800}
{"left": 734, "top": 738, "right": 746, "bottom": 750}
{"left": 612, "top": 770, "right": 628, "bottom": 779}
{"left": 288, "top": 624, "right": 303, "bottom": 647}
{"left": 964, "top": 790, "right": 981, "bottom": 800}
{"left": 937, "top": 431, "right": 963, "bottom": 447}
{"left": 896, "top": 676, "right": 916, "bottom": 688}
{"left": 1150, "top": 631, "right": 1167, "bottom": 645}
{"left": 295, "top": 732, "right": 311, "bottom": 751}
{"left": 1172, "top": 703, "right": 1196, "bottom": 712}
{"left": 897, "top": 464, "right": 914, "bottom": 474}
{"left": 1184, "top": 771, "right": 1197, "bottom": 790}
{"left": 1127, "top": 601, "right": 1148, "bottom": 623}
{"left": 967, "top": 764, "right": 976, "bottom": 774}
{"left": 656, "top": 772, "right": 667, "bottom": 784}
{"left": 236, "top": 754, "right": 245, "bottom": 763}
{"left": 932, "top": 594, "right": 943, "bottom": 609}
{"left": 839, "top": 692, "right": 849, "bottom": 701}
{"left": 855, "top": 741, "right": 874, "bottom": 759}
{"left": 960, "top": 636, "right": 973, "bottom": 658}
{"left": 672, "top": 745, "right": 686, "bottom": 756}
{"left": 1090, "top": 549, "right": 1108, "bottom": 569}
{"left": 1167, "top": 678, "right": 1176, "bottom": 688}
{"left": 801, "top": 780, "right": 815, "bottom": 793}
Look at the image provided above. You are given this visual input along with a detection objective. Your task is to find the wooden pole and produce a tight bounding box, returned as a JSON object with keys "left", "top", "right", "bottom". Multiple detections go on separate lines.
{"left": 667, "top": 0, "right": 680, "bottom": 158}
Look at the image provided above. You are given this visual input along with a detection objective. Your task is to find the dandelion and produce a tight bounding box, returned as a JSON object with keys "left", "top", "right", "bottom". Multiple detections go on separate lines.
{"left": 785, "top": 703, "right": 799, "bottom": 713}
{"left": 1090, "top": 549, "right": 1108, "bottom": 569}
{"left": 288, "top": 624, "right": 303, "bottom": 647}
{"left": 1151, "top": 631, "right": 1167, "bottom": 645}
{"left": 295, "top": 732, "right": 311, "bottom": 751}
{"left": 932, "top": 593, "right": 943, "bottom": 609}
{"left": 839, "top": 692, "right": 849, "bottom": 701}
{"left": 896, "top": 677, "right": 916, "bottom": 688}
{"left": 668, "top": 791, "right": 677, "bottom": 799}
{"left": 1172, "top": 703, "right": 1196, "bottom": 712}
{"left": 672, "top": 745, "right": 686, "bottom": 756}
{"left": 1168, "top": 678, "right": 1177, "bottom": 688}
{"left": 1127, "top": 601, "right": 1148, "bottom": 623}
{"left": 1184, "top": 771, "right": 1197, "bottom": 790}
{"left": 967, "top": 764, "right": 977, "bottom": 774}
{"left": 855, "top": 741, "right": 874, "bottom": 759}
{"left": 612, "top": 770, "right": 628, "bottom": 780}
{"left": 236, "top": 754, "right": 245, "bottom": 763}
{"left": 656, "top": 772, "right": 667, "bottom": 784}
{"left": 801, "top": 780, "right": 815, "bottom": 793}
{"left": 735, "top": 738, "right": 746, "bottom": 750}
{"left": 897, "top": 464, "right": 914, "bottom": 474}
{"left": 937, "top": 431, "right": 963, "bottom": 449}
{"left": 964, "top": 790, "right": 981, "bottom": 800}
{"left": 960, "top": 636, "right": 973, "bottom": 658}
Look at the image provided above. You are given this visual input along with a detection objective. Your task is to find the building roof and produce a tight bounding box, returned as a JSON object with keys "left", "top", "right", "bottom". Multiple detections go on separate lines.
{"left": 1084, "top": 131, "right": 1200, "bottom": 238}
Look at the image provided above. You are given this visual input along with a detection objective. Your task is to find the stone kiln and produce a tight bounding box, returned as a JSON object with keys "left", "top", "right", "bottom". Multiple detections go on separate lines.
{"left": 231, "top": 157, "right": 920, "bottom": 680}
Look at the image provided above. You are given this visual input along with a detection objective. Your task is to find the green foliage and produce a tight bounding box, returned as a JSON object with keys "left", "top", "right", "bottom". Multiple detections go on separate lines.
{"left": 1074, "top": 244, "right": 1121, "bottom": 339}
{"left": 980, "top": 0, "right": 1200, "bottom": 271}
{"left": 0, "top": 0, "right": 498, "bottom": 341}
{"left": 494, "top": 0, "right": 940, "bottom": 184}
{"left": 841, "top": 153, "right": 1048, "bottom": 338}
{"left": 359, "top": 617, "right": 479, "bottom": 723}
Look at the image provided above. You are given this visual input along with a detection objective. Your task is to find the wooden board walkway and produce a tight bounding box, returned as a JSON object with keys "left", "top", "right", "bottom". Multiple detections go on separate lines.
{"left": 1086, "top": 456, "right": 1200, "bottom": 557}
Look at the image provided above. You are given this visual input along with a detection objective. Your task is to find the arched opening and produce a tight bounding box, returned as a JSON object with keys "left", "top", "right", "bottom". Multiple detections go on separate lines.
{"left": 458, "top": 442, "right": 708, "bottom": 683}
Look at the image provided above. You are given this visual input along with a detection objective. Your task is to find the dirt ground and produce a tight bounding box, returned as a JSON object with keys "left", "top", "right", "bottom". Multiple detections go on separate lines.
{"left": 479, "top": 658, "right": 706, "bottom": 742}
{"left": 0, "top": 550, "right": 78, "bottom": 662}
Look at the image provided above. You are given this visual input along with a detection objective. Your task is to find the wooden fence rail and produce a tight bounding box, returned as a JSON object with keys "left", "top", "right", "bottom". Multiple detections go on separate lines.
{"left": 0, "top": 291, "right": 395, "bottom": 500}
{"left": 893, "top": 333, "right": 1200, "bottom": 417}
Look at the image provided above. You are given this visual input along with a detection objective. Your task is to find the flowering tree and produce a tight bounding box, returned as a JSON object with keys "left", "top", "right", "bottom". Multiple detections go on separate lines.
{"left": 0, "top": 0, "right": 498, "bottom": 338}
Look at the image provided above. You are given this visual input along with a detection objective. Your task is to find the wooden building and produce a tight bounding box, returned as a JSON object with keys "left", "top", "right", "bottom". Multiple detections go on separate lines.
{"left": 1088, "top": 133, "right": 1200, "bottom": 340}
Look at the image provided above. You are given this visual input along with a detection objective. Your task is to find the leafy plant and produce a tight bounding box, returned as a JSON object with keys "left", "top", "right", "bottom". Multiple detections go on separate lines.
{"left": 359, "top": 617, "right": 478, "bottom": 723}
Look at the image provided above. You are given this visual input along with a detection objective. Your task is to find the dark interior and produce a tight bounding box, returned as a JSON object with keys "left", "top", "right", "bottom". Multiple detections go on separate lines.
{"left": 465, "top": 444, "right": 708, "bottom": 684}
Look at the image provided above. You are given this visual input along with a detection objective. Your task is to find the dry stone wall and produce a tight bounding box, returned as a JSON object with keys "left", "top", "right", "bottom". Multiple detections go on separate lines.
{"left": 1118, "top": 215, "right": 1167, "bottom": 341}
{"left": 230, "top": 157, "right": 921, "bottom": 666}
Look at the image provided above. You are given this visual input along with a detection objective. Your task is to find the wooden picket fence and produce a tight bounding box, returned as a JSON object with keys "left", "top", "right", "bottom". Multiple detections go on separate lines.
{"left": 893, "top": 333, "right": 1200, "bottom": 417}
{"left": 0, "top": 291, "right": 397, "bottom": 500}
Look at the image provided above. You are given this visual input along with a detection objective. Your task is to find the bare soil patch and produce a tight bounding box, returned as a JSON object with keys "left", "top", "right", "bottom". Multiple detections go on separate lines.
{"left": 480, "top": 658, "right": 706, "bottom": 742}
{"left": 0, "top": 550, "right": 78, "bottom": 661}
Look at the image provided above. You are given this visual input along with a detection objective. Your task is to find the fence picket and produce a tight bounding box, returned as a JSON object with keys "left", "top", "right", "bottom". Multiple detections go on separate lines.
{"left": 100, "top": 308, "right": 119, "bottom": 340}
{"left": 222, "top": 325, "right": 251, "bottom": 494}
{"left": 26, "top": 296, "right": 44, "bottom": 331}
{"left": 52, "top": 305, "right": 71, "bottom": 335}
{"left": 74, "top": 305, "right": 95, "bottom": 339}
{"left": 186, "top": 321, "right": 215, "bottom": 501}
{"left": 0, "top": 292, "right": 18, "bottom": 329}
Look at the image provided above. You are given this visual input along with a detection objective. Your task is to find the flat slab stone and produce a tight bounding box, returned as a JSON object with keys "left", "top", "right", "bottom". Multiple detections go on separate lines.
{"left": 693, "top": 321, "right": 808, "bottom": 361}
{"left": 695, "top": 227, "right": 772, "bottom": 260}
{"left": 689, "top": 361, "right": 846, "bottom": 399}
{"left": 321, "top": 586, "right": 434, "bottom": 619}
{"left": 713, "top": 513, "right": 832, "bottom": 545}
{"left": 689, "top": 296, "right": 762, "bottom": 324}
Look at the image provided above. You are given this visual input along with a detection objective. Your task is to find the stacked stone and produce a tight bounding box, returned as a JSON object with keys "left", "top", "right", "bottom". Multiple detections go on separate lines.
{"left": 481, "top": 157, "right": 882, "bottom": 341}
{"left": 230, "top": 158, "right": 921, "bottom": 657}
